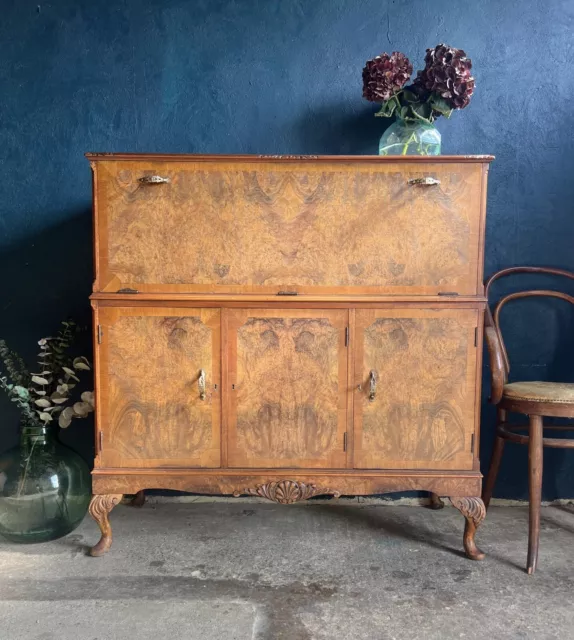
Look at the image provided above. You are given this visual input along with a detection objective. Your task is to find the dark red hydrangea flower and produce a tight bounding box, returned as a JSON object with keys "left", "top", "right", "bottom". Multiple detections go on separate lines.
{"left": 362, "top": 52, "right": 413, "bottom": 102}
{"left": 415, "top": 44, "right": 475, "bottom": 109}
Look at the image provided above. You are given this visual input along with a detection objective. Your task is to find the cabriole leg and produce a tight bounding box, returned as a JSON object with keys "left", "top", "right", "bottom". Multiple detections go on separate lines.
{"left": 130, "top": 490, "right": 146, "bottom": 507}
{"left": 88, "top": 494, "right": 123, "bottom": 557}
{"left": 428, "top": 493, "right": 445, "bottom": 510}
{"left": 449, "top": 497, "right": 486, "bottom": 561}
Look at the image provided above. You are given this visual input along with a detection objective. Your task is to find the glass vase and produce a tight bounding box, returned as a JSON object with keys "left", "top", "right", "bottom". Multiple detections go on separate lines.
{"left": 0, "top": 421, "right": 91, "bottom": 543}
{"left": 379, "top": 118, "right": 441, "bottom": 156}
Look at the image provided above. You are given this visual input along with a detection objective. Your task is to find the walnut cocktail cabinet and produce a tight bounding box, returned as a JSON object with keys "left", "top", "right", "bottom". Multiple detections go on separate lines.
{"left": 87, "top": 153, "right": 493, "bottom": 559}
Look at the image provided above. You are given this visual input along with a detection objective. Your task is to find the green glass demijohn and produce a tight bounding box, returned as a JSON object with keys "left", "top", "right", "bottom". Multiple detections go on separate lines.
{"left": 0, "top": 420, "right": 91, "bottom": 543}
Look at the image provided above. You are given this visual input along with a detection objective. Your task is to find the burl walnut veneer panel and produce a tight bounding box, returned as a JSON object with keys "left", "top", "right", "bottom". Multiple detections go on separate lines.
{"left": 91, "top": 158, "right": 486, "bottom": 296}
{"left": 96, "top": 307, "right": 221, "bottom": 468}
{"left": 226, "top": 308, "right": 348, "bottom": 469}
{"left": 353, "top": 308, "right": 479, "bottom": 470}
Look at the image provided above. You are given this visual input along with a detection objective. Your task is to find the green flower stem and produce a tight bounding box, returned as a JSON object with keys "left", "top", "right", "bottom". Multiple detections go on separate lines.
{"left": 392, "top": 92, "right": 402, "bottom": 114}
{"left": 401, "top": 131, "right": 418, "bottom": 155}
{"left": 410, "top": 108, "right": 434, "bottom": 124}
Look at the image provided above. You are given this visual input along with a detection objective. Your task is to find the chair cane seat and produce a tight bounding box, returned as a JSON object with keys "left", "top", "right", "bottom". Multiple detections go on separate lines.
{"left": 503, "top": 381, "right": 574, "bottom": 404}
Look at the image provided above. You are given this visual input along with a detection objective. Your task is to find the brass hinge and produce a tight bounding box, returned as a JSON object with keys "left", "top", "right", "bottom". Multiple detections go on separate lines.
{"left": 471, "top": 433, "right": 475, "bottom": 453}
{"left": 345, "top": 327, "right": 349, "bottom": 347}
{"left": 277, "top": 291, "right": 298, "bottom": 296}
{"left": 343, "top": 432, "right": 347, "bottom": 452}
{"left": 474, "top": 327, "right": 478, "bottom": 347}
{"left": 438, "top": 292, "right": 459, "bottom": 297}
{"left": 97, "top": 325, "right": 103, "bottom": 344}
{"left": 117, "top": 287, "right": 139, "bottom": 294}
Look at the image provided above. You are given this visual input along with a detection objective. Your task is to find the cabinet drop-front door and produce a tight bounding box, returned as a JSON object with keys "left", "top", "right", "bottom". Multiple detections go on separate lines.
{"left": 97, "top": 307, "right": 221, "bottom": 468}
{"left": 353, "top": 308, "right": 479, "bottom": 470}
{"left": 226, "top": 309, "right": 348, "bottom": 468}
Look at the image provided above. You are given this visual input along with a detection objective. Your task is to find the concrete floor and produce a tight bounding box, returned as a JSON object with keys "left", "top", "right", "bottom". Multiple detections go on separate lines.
{"left": 1, "top": 500, "right": 574, "bottom": 640}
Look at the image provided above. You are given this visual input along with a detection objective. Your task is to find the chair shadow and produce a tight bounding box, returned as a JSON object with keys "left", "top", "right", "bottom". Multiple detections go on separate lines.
{"left": 541, "top": 504, "right": 574, "bottom": 535}
{"left": 311, "top": 502, "right": 468, "bottom": 560}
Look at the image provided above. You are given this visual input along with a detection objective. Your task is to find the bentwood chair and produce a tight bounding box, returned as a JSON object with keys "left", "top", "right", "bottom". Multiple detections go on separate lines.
{"left": 482, "top": 266, "right": 574, "bottom": 574}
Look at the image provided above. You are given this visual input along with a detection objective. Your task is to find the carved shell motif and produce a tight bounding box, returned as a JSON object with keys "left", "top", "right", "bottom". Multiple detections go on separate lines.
{"left": 234, "top": 480, "right": 341, "bottom": 504}
{"left": 88, "top": 494, "right": 123, "bottom": 520}
{"left": 449, "top": 497, "right": 486, "bottom": 526}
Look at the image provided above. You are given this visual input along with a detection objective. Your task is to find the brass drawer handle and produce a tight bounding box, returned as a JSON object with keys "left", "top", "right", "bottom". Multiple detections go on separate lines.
{"left": 369, "top": 370, "right": 377, "bottom": 402}
{"left": 138, "top": 175, "right": 170, "bottom": 184}
{"left": 408, "top": 177, "right": 440, "bottom": 186}
{"left": 198, "top": 369, "right": 206, "bottom": 400}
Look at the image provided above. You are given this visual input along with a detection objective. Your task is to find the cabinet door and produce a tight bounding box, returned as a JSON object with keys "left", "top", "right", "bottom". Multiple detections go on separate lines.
{"left": 97, "top": 307, "right": 220, "bottom": 468}
{"left": 353, "top": 308, "right": 478, "bottom": 470}
{"left": 226, "top": 309, "right": 348, "bottom": 468}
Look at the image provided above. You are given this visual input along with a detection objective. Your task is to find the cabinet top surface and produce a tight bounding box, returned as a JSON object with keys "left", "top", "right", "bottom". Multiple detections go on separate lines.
{"left": 86, "top": 153, "right": 494, "bottom": 163}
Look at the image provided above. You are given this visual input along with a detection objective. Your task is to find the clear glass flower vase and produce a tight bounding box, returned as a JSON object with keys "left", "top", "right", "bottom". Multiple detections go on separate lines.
{"left": 379, "top": 118, "right": 441, "bottom": 156}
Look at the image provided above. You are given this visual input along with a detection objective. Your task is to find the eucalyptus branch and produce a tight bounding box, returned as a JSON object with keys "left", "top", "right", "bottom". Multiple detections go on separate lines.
{"left": 0, "top": 320, "right": 94, "bottom": 428}
{"left": 0, "top": 340, "right": 30, "bottom": 386}
{"left": 0, "top": 374, "right": 40, "bottom": 425}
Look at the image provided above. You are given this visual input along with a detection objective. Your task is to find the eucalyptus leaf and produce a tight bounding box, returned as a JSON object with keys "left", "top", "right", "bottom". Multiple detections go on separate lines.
{"left": 34, "top": 398, "right": 52, "bottom": 408}
{"left": 32, "top": 375, "right": 49, "bottom": 385}
{"left": 51, "top": 392, "right": 68, "bottom": 404}
{"left": 73, "top": 401, "right": 92, "bottom": 417}
{"left": 59, "top": 409, "right": 73, "bottom": 428}
{"left": 37, "top": 411, "right": 53, "bottom": 423}
{"left": 13, "top": 386, "right": 30, "bottom": 399}
{"left": 81, "top": 391, "right": 95, "bottom": 407}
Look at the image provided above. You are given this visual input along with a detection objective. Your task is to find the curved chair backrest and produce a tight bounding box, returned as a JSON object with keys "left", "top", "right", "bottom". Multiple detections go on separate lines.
{"left": 485, "top": 267, "right": 574, "bottom": 378}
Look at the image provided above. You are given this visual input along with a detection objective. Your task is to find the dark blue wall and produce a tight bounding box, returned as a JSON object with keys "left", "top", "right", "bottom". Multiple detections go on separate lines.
{"left": 1, "top": 0, "right": 574, "bottom": 499}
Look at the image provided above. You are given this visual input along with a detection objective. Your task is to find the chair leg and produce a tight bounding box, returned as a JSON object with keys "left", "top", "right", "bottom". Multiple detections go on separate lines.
{"left": 527, "top": 414, "right": 543, "bottom": 575}
{"left": 482, "top": 408, "right": 506, "bottom": 511}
